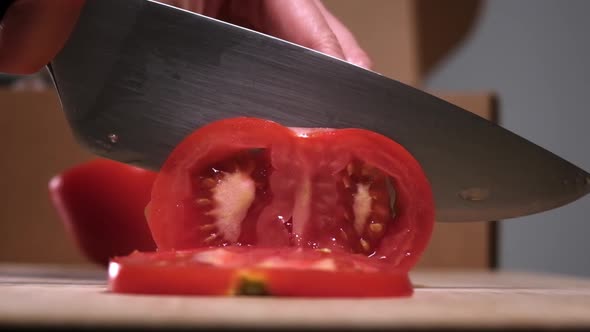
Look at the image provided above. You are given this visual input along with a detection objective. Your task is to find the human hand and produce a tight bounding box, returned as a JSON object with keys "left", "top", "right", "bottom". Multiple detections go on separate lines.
{"left": 0, "top": 0, "right": 371, "bottom": 75}
{"left": 162, "top": 0, "right": 372, "bottom": 69}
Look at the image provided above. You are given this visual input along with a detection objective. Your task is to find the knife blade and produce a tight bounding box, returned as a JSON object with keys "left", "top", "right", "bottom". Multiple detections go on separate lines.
{"left": 46, "top": 0, "right": 590, "bottom": 222}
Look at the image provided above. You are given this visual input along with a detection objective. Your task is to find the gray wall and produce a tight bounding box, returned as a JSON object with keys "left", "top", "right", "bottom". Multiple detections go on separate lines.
{"left": 426, "top": 0, "right": 590, "bottom": 277}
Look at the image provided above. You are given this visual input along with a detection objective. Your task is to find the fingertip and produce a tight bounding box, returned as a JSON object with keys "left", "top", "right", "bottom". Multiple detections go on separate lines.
{"left": 348, "top": 52, "right": 373, "bottom": 70}
{"left": 313, "top": 1, "right": 372, "bottom": 70}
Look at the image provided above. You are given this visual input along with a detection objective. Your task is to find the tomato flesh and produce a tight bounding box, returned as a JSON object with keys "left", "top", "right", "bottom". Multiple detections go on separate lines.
{"left": 108, "top": 247, "right": 413, "bottom": 297}
{"left": 148, "top": 118, "right": 434, "bottom": 270}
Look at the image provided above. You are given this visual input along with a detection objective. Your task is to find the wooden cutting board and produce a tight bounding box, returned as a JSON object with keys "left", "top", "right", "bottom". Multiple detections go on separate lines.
{"left": 1, "top": 264, "right": 589, "bottom": 330}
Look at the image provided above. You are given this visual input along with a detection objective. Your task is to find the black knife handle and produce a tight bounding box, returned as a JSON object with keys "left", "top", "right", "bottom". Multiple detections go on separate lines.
{"left": 0, "top": 0, "right": 15, "bottom": 21}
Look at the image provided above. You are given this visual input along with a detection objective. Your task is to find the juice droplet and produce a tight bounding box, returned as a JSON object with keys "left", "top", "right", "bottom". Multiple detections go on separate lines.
{"left": 459, "top": 187, "right": 490, "bottom": 201}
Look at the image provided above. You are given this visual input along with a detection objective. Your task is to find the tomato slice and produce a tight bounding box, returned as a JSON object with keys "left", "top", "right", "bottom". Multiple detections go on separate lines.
{"left": 147, "top": 117, "right": 434, "bottom": 271}
{"left": 108, "top": 247, "right": 413, "bottom": 297}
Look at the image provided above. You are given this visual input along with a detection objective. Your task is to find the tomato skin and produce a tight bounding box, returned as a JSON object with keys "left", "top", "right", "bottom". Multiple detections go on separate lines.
{"left": 49, "top": 159, "right": 157, "bottom": 266}
{"left": 108, "top": 248, "right": 413, "bottom": 298}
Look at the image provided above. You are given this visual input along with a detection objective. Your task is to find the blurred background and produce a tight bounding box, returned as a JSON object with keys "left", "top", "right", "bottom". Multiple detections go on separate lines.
{"left": 0, "top": 0, "right": 588, "bottom": 277}
{"left": 424, "top": 0, "right": 590, "bottom": 277}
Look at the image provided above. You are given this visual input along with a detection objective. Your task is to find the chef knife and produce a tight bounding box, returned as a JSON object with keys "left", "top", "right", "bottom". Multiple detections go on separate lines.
{"left": 2, "top": 0, "right": 589, "bottom": 223}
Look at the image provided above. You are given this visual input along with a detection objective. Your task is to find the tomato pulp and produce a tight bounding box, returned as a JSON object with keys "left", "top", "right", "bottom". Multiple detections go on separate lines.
{"left": 110, "top": 117, "right": 435, "bottom": 297}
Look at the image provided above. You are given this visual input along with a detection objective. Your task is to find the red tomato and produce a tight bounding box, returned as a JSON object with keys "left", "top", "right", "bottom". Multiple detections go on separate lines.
{"left": 147, "top": 118, "right": 434, "bottom": 270}
{"left": 108, "top": 247, "right": 413, "bottom": 297}
{"left": 49, "top": 159, "right": 157, "bottom": 266}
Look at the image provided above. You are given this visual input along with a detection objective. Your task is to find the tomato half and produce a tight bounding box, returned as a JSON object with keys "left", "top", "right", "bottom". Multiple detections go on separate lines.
{"left": 108, "top": 247, "right": 413, "bottom": 297}
{"left": 147, "top": 118, "right": 434, "bottom": 270}
{"left": 49, "top": 159, "right": 157, "bottom": 266}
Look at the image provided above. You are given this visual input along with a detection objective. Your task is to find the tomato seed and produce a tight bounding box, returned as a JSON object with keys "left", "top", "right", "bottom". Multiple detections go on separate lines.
{"left": 360, "top": 238, "right": 371, "bottom": 252}
{"left": 369, "top": 223, "right": 384, "bottom": 234}
{"left": 196, "top": 198, "right": 212, "bottom": 206}
{"left": 339, "top": 228, "right": 349, "bottom": 241}
{"left": 201, "top": 178, "right": 217, "bottom": 188}
{"left": 347, "top": 163, "right": 354, "bottom": 176}
{"left": 200, "top": 224, "right": 216, "bottom": 232}
{"left": 204, "top": 233, "right": 218, "bottom": 243}
{"left": 342, "top": 176, "right": 352, "bottom": 188}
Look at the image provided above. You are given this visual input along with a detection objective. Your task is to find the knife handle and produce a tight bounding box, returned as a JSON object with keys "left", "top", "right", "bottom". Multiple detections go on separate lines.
{"left": 0, "top": 0, "right": 15, "bottom": 21}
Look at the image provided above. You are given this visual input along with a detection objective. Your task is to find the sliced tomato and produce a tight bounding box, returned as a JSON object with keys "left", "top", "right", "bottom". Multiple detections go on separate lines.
{"left": 49, "top": 159, "right": 157, "bottom": 266}
{"left": 108, "top": 247, "right": 413, "bottom": 297}
{"left": 147, "top": 118, "right": 434, "bottom": 270}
